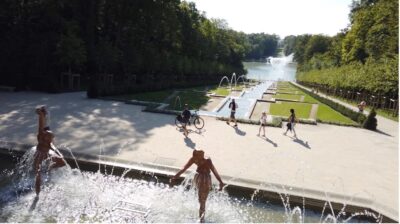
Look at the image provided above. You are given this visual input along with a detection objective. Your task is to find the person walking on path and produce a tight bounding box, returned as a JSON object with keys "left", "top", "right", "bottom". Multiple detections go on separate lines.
{"left": 358, "top": 101, "right": 366, "bottom": 113}
{"left": 181, "top": 104, "right": 191, "bottom": 137}
{"left": 284, "top": 108, "right": 297, "bottom": 138}
{"left": 226, "top": 99, "right": 238, "bottom": 127}
{"left": 170, "top": 150, "right": 224, "bottom": 223}
{"left": 257, "top": 111, "right": 268, "bottom": 137}
{"left": 34, "top": 106, "right": 66, "bottom": 196}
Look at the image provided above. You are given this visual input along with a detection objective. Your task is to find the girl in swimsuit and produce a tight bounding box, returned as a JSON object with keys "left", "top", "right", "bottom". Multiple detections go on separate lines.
{"left": 34, "top": 106, "right": 65, "bottom": 195}
{"left": 170, "top": 150, "right": 224, "bottom": 222}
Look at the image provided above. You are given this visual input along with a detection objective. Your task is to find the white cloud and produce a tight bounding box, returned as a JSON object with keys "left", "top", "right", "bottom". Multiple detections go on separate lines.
{"left": 188, "top": 0, "right": 352, "bottom": 38}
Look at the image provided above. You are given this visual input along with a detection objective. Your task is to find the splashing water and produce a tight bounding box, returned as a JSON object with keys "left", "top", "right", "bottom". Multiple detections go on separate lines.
{"left": 0, "top": 148, "right": 381, "bottom": 223}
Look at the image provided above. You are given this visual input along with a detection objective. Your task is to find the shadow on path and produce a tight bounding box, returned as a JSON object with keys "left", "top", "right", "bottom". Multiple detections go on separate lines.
{"left": 233, "top": 126, "right": 246, "bottom": 136}
{"left": 375, "top": 129, "right": 393, "bottom": 137}
{"left": 265, "top": 137, "right": 278, "bottom": 147}
{"left": 184, "top": 137, "right": 196, "bottom": 149}
{"left": 290, "top": 137, "right": 311, "bottom": 149}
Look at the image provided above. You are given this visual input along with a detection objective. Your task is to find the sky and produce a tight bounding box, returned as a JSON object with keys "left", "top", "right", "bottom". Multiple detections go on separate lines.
{"left": 188, "top": 0, "right": 353, "bottom": 38}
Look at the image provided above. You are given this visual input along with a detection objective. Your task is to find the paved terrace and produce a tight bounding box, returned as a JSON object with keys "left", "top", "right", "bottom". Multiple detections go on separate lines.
{"left": 0, "top": 91, "right": 398, "bottom": 221}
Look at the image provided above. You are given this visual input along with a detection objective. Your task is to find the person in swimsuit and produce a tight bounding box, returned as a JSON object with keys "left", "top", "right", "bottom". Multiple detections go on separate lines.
{"left": 34, "top": 106, "right": 66, "bottom": 195}
{"left": 170, "top": 150, "right": 224, "bottom": 222}
{"left": 258, "top": 111, "right": 267, "bottom": 137}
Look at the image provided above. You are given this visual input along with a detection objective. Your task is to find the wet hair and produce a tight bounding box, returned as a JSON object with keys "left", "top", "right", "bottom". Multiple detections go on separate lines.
{"left": 193, "top": 150, "right": 204, "bottom": 157}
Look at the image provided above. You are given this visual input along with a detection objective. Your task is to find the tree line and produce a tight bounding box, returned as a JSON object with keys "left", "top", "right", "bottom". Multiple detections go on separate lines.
{"left": 283, "top": 0, "right": 398, "bottom": 101}
{"left": 0, "top": 0, "right": 279, "bottom": 96}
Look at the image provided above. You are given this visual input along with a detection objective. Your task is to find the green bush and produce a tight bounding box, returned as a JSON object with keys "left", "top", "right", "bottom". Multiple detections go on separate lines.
{"left": 363, "top": 108, "right": 378, "bottom": 130}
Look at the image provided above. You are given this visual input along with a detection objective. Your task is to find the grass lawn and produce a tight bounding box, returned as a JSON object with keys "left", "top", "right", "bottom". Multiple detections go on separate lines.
{"left": 281, "top": 82, "right": 360, "bottom": 124}
{"left": 275, "top": 94, "right": 302, "bottom": 101}
{"left": 317, "top": 104, "right": 356, "bottom": 125}
{"left": 116, "top": 90, "right": 173, "bottom": 103}
{"left": 208, "top": 86, "right": 230, "bottom": 96}
{"left": 167, "top": 90, "right": 210, "bottom": 110}
{"left": 269, "top": 102, "right": 312, "bottom": 119}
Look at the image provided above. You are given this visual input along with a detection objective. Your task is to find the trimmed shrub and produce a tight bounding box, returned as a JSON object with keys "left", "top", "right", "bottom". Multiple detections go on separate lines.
{"left": 363, "top": 108, "right": 378, "bottom": 130}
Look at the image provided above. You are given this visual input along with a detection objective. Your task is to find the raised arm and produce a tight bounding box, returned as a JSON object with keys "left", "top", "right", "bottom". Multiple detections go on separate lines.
{"left": 36, "top": 106, "right": 46, "bottom": 134}
{"left": 209, "top": 159, "right": 224, "bottom": 190}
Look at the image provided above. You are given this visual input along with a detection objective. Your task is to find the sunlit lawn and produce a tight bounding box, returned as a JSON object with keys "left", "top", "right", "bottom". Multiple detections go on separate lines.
{"left": 283, "top": 82, "right": 359, "bottom": 124}
{"left": 317, "top": 104, "right": 356, "bottom": 125}
{"left": 269, "top": 102, "right": 312, "bottom": 119}
{"left": 275, "top": 94, "right": 302, "bottom": 101}
{"left": 208, "top": 84, "right": 246, "bottom": 96}
{"left": 208, "top": 86, "right": 230, "bottom": 96}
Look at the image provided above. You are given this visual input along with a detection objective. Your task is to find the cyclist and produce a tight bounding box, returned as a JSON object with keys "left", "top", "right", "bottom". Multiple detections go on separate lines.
{"left": 181, "top": 104, "right": 191, "bottom": 137}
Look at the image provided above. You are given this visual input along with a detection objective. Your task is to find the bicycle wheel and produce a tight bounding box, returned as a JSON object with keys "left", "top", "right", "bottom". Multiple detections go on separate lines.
{"left": 175, "top": 117, "right": 183, "bottom": 128}
{"left": 194, "top": 117, "right": 205, "bottom": 130}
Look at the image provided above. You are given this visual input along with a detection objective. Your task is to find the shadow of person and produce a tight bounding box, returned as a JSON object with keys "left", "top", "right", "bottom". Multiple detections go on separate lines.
{"left": 29, "top": 195, "right": 39, "bottom": 211}
{"left": 233, "top": 126, "right": 246, "bottom": 136}
{"left": 292, "top": 137, "right": 311, "bottom": 149}
{"left": 184, "top": 137, "right": 196, "bottom": 149}
{"left": 189, "top": 128, "right": 206, "bottom": 136}
{"left": 265, "top": 138, "right": 278, "bottom": 147}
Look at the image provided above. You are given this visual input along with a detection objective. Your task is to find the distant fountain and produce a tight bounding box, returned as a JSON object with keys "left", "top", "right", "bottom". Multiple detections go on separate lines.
{"left": 230, "top": 73, "right": 237, "bottom": 90}
{"left": 174, "top": 96, "right": 182, "bottom": 109}
{"left": 236, "top": 75, "right": 246, "bottom": 87}
{"left": 218, "top": 76, "right": 230, "bottom": 89}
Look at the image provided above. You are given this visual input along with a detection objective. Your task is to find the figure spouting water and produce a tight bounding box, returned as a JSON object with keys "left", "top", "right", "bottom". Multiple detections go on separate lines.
{"left": 170, "top": 150, "right": 224, "bottom": 223}
{"left": 34, "top": 106, "right": 66, "bottom": 195}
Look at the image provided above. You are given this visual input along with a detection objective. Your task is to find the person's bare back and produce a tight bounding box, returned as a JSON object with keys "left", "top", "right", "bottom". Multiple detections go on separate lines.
{"left": 170, "top": 150, "right": 224, "bottom": 222}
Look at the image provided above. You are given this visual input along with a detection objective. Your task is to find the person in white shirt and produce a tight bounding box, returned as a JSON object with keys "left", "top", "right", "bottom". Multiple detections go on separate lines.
{"left": 257, "top": 111, "right": 267, "bottom": 137}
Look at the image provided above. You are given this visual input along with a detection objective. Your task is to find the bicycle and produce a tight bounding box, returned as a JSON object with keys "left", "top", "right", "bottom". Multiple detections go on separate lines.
{"left": 175, "top": 110, "right": 205, "bottom": 130}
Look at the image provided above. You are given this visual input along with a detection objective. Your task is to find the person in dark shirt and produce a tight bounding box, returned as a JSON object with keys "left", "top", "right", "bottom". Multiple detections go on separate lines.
{"left": 284, "top": 108, "right": 297, "bottom": 138}
{"left": 226, "top": 99, "right": 238, "bottom": 127}
{"left": 181, "top": 104, "right": 191, "bottom": 137}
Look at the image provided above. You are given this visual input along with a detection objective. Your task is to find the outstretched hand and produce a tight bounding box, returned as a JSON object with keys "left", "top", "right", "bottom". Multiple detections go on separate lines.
{"left": 169, "top": 177, "right": 178, "bottom": 187}
{"left": 35, "top": 106, "right": 47, "bottom": 115}
{"left": 219, "top": 182, "right": 225, "bottom": 191}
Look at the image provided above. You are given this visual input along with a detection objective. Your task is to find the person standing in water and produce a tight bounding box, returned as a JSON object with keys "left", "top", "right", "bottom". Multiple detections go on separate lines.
{"left": 34, "top": 106, "right": 66, "bottom": 195}
{"left": 170, "top": 150, "right": 224, "bottom": 222}
{"left": 257, "top": 111, "right": 268, "bottom": 137}
{"left": 284, "top": 108, "right": 297, "bottom": 138}
{"left": 226, "top": 99, "right": 238, "bottom": 127}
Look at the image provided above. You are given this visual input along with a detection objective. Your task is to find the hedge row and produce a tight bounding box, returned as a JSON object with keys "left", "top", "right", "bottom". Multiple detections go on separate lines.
{"left": 292, "top": 83, "right": 367, "bottom": 124}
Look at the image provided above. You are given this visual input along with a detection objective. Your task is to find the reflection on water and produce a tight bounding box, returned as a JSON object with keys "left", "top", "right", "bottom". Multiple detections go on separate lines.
{"left": 244, "top": 54, "right": 297, "bottom": 81}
